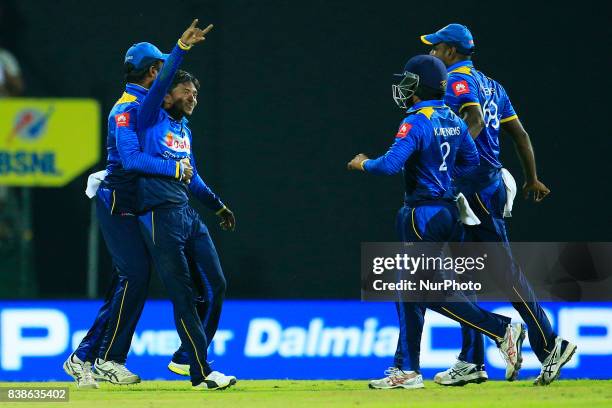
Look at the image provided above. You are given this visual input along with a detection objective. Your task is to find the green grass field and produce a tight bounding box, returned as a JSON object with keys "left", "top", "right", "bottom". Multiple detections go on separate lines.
{"left": 1, "top": 380, "right": 610, "bottom": 408}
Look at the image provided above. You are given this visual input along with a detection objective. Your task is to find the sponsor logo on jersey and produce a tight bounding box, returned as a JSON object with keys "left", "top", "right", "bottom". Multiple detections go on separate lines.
{"left": 115, "top": 113, "right": 130, "bottom": 127}
{"left": 164, "top": 131, "right": 191, "bottom": 153}
{"left": 452, "top": 80, "right": 470, "bottom": 96}
{"left": 479, "top": 85, "right": 496, "bottom": 97}
{"left": 396, "top": 123, "right": 412, "bottom": 138}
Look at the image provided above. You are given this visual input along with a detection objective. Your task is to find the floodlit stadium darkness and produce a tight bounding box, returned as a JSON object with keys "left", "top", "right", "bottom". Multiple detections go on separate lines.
{"left": 0, "top": 0, "right": 610, "bottom": 400}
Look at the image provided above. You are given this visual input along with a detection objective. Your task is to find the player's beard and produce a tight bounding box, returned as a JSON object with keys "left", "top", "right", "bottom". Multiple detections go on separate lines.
{"left": 166, "top": 99, "right": 192, "bottom": 120}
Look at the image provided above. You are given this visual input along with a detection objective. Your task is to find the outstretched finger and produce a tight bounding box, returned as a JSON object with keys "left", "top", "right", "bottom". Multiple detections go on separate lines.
{"left": 189, "top": 18, "right": 199, "bottom": 29}
{"left": 202, "top": 24, "right": 214, "bottom": 35}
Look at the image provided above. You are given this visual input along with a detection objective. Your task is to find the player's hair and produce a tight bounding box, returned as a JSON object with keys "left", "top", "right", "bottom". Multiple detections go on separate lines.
{"left": 415, "top": 84, "right": 444, "bottom": 101}
{"left": 445, "top": 41, "right": 474, "bottom": 58}
{"left": 169, "top": 70, "right": 200, "bottom": 92}
{"left": 124, "top": 59, "right": 162, "bottom": 84}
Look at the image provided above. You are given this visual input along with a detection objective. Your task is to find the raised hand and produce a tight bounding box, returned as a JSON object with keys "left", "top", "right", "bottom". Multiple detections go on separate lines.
{"left": 180, "top": 19, "right": 214, "bottom": 48}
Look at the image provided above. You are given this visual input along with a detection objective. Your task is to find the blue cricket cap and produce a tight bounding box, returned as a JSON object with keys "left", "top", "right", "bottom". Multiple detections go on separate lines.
{"left": 397, "top": 55, "right": 447, "bottom": 90}
{"left": 124, "top": 42, "right": 169, "bottom": 70}
{"left": 420, "top": 24, "right": 475, "bottom": 54}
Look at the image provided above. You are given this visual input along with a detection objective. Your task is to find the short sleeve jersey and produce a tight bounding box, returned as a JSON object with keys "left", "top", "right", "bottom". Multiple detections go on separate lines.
{"left": 444, "top": 60, "right": 517, "bottom": 171}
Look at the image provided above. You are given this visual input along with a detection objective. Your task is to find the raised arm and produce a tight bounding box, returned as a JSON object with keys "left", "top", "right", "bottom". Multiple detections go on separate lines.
{"left": 137, "top": 19, "right": 214, "bottom": 129}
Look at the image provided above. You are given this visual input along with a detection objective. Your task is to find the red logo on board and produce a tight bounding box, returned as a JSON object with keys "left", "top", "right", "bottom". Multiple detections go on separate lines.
{"left": 115, "top": 113, "right": 130, "bottom": 127}
{"left": 452, "top": 80, "right": 470, "bottom": 96}
{"left": 396, "top": 123, "right": 412, "bottom": 138}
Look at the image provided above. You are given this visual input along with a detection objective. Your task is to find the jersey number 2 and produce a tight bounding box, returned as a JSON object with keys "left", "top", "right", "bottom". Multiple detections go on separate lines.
{"left": 439, "top": 142, "right": 450, "bottom": 171}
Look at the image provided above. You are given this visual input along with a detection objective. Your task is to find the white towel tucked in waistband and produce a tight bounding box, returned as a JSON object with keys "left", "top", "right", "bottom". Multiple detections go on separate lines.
{"left": 456, "top": 192, "right": 481, "bottom": 225}
{"left": 85, "top": 170, "right": 107, "bottom": 199}
{"left": 500, "top": 168, "right": 517, "bottom": 218}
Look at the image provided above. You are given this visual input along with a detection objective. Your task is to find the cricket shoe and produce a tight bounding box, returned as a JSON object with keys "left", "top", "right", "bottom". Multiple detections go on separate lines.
{"left": 169, "top": 361, "right": 237, "bottom": 384}
{"left": 193, "top": 371, "right": 237, "bottom": 390}
{"left": 94, "top": 359, "right": 141, "bottom": 384}
{"left": 168, "top": 361, "right": 190, "bottom": 376}
{"left": 534, "top": 337, "right": 577, "bottom": 386}
{"left": 368, "top": 367, "right": 424, "bottom": 390}
{"left": 62, "top": 353, "right": 99, "bottom": 389}
{"left": 498, "top": 323, "right": 526, "bottom": 381}
{"left": 434, "top": 360, "right": 488, "bottom": 386}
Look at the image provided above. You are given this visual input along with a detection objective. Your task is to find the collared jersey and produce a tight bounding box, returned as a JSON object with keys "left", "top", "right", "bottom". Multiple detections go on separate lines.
{"left": 444, "top": 61, "right": 517, "bottom": 180}
{"left": 364, "top": 100, "right": 479, "bottom": 206}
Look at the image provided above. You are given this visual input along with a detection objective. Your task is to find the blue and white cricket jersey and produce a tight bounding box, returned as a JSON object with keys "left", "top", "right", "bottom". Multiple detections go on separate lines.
{"left": 363, "top": 100, "right": 479, "bottom": 206}
{"left": 133, "top": 43, "right": 224, "bottom": 213}
{"left": 103, "top": 85, "right": 178, "bottom": 214}
{"left": 444, "top": 60, "right": 517, "bottom": 190}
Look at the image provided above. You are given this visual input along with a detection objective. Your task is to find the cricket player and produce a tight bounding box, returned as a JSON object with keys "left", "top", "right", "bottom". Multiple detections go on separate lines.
{"left": 114, "top": 23, "right": 235, "bottom": 381}
{"left": 348, "top": 55, "right": 525, "bottom": 390}
{"left": 131, "top": 61, "right": 235, "bottom": 390}
{"left": 421, "top": 23, "right": 576, "bottom": 386}
{"left": 63, "top": 20, "right": 230, "bottom": 389}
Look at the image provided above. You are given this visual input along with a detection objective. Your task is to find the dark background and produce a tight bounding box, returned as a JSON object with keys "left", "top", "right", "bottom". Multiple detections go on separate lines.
{"left": 1, "top": 0, "right": 609, "bottom": 299}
